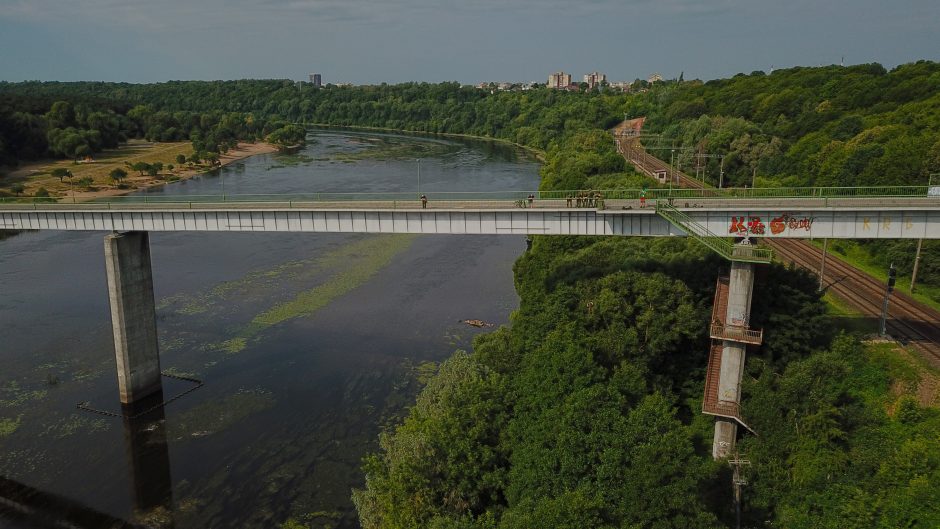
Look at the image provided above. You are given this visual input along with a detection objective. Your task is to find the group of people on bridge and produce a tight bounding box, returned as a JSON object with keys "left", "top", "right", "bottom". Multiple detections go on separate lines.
{"left": 566, "top": 192, "right": 606, "bottom": 209}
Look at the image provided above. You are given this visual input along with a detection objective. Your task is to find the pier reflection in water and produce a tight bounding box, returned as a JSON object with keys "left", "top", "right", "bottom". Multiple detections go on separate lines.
{"left": 122, "top": 389, "right": 174, "bottom": 528}
{"left": 0, "top": 129, "right": 540, "bottom": 526}
{"left": 0, "top": 390, "right": 174, "bottom": 528}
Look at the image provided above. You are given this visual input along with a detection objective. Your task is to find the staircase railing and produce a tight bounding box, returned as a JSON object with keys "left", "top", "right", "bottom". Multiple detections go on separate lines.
{"left": 655, "top": 202, "right": 773, "bottom": 264}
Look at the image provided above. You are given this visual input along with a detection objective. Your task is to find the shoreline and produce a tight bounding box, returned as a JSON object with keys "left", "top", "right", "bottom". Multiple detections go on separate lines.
{"left": 302, "top": 123, "right": 547, "bottom": 162}
{"left": 66, "top": 142, "right": 280, "bottom": 200}
{"left": 3, "top": 141, "right": 279, "bottom": 201}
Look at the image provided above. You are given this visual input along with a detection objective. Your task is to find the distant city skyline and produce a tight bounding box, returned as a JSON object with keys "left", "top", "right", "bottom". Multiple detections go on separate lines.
{"left": 1, "top": 0, "right": 938, "bottom": 84}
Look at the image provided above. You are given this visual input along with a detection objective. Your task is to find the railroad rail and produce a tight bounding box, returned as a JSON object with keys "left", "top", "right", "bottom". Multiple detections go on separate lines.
{"left": 618, "top": 132, "right": 940, "bottom": 366}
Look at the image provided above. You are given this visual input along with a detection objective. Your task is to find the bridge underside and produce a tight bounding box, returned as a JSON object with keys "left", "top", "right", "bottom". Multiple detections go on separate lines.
{"left": 2, "top": 206, "right": 939, "bottom": 238}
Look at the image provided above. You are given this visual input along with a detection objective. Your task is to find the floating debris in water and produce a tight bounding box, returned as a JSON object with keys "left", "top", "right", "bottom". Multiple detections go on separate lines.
{"left": 460, "top": 319, "right": 493, "bottom": 328}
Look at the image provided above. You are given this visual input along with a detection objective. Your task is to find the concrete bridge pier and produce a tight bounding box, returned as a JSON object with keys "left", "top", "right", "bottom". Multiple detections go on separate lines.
{"left": 104, "top": 231, "right": 162, "bottom": 405}
{"left": 713, "top": 258, "right": 755, "bottom": 459}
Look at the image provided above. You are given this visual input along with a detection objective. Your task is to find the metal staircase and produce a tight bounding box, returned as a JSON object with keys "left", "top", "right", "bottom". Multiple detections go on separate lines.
{"left": 702, "top": 276, "right": 760, "bottom": 431}
{"left": 655, "top": 202, "right": 772, "bottom": 264}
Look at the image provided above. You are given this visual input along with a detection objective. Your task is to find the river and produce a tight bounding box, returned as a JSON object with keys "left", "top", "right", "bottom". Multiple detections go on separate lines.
{"left": 0, "top": 130, "right": 540, "bottom": 528}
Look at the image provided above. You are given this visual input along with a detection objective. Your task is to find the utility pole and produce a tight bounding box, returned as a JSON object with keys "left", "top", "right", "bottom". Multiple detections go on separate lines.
{"left": 911, "top": 239, "right": 923, "bottom": 292}
{"left": 729, "top": 453, "right": 751, "bottom": 529}
{"left": 719, "top": 155, "right": 725, "bottom": 189}
{"left": 819, "top": 239, "right": 828, "bottom": 292}
{"left": 417, "top": 158, "right": 421, "bottom": 194}
{"left": 879, "top": 263, "right": 897, "bottom": 337}
{"left": 670, "top": 148, "right": 675, "bottom": 186}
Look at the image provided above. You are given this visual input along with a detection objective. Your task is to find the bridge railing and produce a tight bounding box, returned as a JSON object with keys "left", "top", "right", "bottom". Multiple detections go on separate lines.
{"left": 0, "top": 185, "right": 937, "bottom": 206}
{"left": 656, "top": 203, "right": 773, "bottom": 264}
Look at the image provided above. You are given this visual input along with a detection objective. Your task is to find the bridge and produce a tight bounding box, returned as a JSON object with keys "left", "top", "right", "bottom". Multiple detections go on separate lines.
{"left": 2, "top": 188, "right": 939, "bottom": 240}
{"left": 3, "top": 185, "right": 938, "bottom": 461}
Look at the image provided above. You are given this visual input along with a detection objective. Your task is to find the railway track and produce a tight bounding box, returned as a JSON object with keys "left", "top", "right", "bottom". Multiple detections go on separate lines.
{"left": 770, "top": 240, "right": 940, "bottom": 366}
{"left": 617, "top": 133, "right": 940, "bottom": 366}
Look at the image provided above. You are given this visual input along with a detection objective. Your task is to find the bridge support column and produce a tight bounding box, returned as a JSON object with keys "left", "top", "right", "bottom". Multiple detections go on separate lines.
{"left": 713, "top": 259, "right": 755, "bottom": 459}
{"left": 104, "top": 231, "right": 162, "bottom": 404}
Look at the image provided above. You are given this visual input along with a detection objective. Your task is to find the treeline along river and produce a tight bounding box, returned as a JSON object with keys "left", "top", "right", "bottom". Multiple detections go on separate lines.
{"left": 0, "top": 130, "right": 541, "bottom": 528}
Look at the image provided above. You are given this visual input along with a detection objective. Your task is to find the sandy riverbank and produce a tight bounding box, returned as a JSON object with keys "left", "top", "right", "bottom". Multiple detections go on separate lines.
{"left": 68, "top": 142, "right": 279, "bottom": 200}
{"left": 4, "top": 141, "right": 279, "bottom": 201}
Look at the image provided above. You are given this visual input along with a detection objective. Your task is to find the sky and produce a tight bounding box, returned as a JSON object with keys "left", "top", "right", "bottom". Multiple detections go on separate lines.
{"left": 1, "top": 0, "right": 938, "bottom": 85}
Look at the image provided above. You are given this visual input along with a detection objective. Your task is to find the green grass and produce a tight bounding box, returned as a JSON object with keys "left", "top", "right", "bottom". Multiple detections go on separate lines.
{"left": 823, "top": 290, "right": 862, "bottom": 316}
{"left": 822, "top": 291, "right": 879, "bottom": 335}
{"left": 0, "top": 140, "right": 195, "bottom": 197}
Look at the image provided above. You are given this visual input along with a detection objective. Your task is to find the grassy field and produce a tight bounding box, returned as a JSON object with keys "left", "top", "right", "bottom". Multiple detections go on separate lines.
{"left": 822, "top": 290, "right": 880, "bottom": 335}
{"left": 0, "top": 140, "right": 194, "bottom": 197}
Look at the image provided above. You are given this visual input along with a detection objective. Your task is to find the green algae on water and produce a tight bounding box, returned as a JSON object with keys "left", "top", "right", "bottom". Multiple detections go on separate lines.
{"left": 0, "top": 415, "right": 22, "bottom": 437}
{"left": 210, "top": 234, "right": 415, "bottom": 352}
{"left": 168, "top": 387, "right": 276, "bottom": 439}
{"left": 39, "top": 413, "right": 109, "bottom": 439}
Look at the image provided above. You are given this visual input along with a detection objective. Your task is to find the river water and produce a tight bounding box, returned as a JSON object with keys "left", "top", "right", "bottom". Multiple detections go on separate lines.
{"left": 0, "top": 130, "right": 540, "bottom": 528}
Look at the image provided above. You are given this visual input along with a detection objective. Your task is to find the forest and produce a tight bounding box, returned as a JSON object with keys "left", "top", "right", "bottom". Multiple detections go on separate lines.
{"left": 1, "top": 63, "right": 939, "bottom": 527}
{"left": 1, "top": 63, "right": 937, "bottom": 298}
{"left": 351, "top": 129, "right": 940, "bottom": 529}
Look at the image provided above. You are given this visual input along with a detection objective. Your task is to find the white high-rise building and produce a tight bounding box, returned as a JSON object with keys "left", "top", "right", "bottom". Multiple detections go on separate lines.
{"left": 548, "top": 71, "right": 572, "bottom": 89}
{"left": 583, "top": 71, "right": 607, "bottom": 89}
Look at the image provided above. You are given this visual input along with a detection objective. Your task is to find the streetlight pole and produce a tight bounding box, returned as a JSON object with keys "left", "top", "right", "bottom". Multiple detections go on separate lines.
{"left": 417, "top": 158, "right": 421, "bottom": 194}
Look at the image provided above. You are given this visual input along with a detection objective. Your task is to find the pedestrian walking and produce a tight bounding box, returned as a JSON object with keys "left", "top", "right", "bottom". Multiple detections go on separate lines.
{"left": 421, "top": 194, "right": 428, "bottom": 209}
{"left": 639, "top": 186, "right": 647, "bottom": 208}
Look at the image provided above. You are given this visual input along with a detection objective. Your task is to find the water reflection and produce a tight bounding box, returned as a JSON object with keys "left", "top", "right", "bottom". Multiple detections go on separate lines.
{"left": 0, "top": 130, "right": 540, "bottom": 527}
{"left": 0, "top": 476, "right": 134, "bottom": 528}
{"left": 0, "top": 390, "right": 175, "bottom": 529}
{"left": 122, "top": 390, "right": 174, "bottom": 527}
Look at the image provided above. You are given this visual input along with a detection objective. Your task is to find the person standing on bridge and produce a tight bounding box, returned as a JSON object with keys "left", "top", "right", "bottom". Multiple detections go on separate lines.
{"left": 527, "top": 194, "right": 535, "bottom": 207}
{"left": 420, "top": 194, "right": 428, "bottom": 209}
{"left": 640, "top": 186, "right": 647, "bottom": 208}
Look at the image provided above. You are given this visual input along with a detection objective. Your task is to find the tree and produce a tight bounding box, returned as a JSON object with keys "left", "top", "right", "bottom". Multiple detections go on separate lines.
{"left": 11, "top": 183, "right": 25, "bottom": 196}
{"left": 130, "top": 162, "right": 150, "bottom": 175}
{"left": 176, "top": 153, "right": 187, "bottom": 165}
{"left": 50, "top": 167, "right": 72, "bottom": 182}
{"left": 110, "top": 168, "right": 128, "bottom": 183}
{"left": 45, "top": 101, "right": 75, "bottom": 129}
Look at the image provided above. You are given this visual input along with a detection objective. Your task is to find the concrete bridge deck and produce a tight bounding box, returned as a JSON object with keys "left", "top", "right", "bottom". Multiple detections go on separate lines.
{"left": 2, "top": 195, "right": 939, "bottom": 239}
